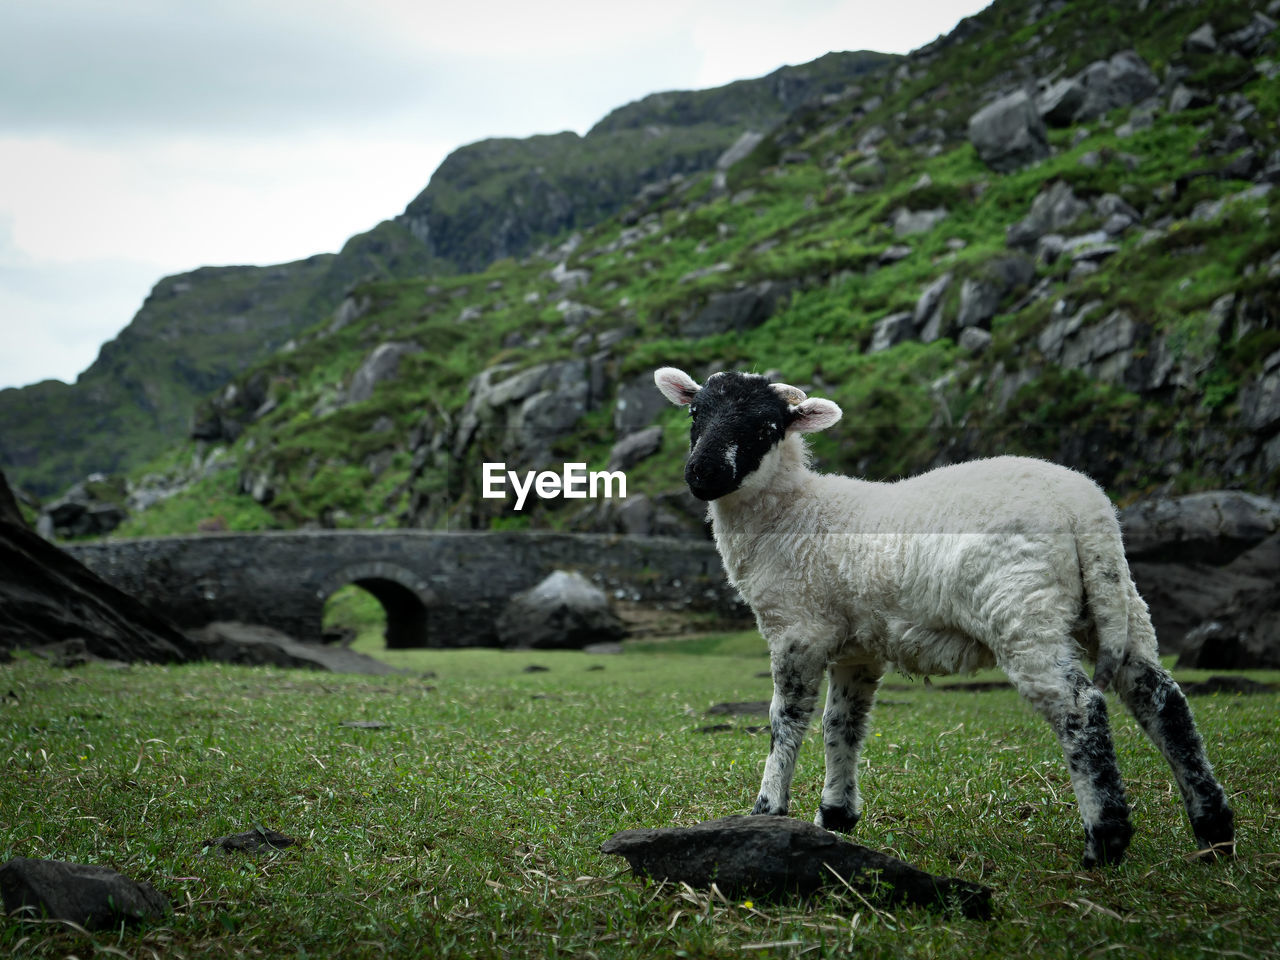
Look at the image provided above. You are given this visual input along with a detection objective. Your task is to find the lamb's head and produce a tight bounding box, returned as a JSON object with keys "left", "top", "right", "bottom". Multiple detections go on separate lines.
{"left": 653, "top": 367, "right": 842, "bottom": 501}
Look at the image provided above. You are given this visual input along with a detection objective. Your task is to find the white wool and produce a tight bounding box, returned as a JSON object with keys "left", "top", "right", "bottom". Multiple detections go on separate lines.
{"left": 707, "top": 434, "right": 1142, "bottom": 693}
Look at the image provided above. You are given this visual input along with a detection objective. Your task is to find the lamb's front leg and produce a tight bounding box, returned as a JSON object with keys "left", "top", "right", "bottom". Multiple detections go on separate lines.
{"left": 816, "top": 662, "right": 882, "bottom": 833}
{"left": 752, "top": 638, "right": 826, "bottom": 817}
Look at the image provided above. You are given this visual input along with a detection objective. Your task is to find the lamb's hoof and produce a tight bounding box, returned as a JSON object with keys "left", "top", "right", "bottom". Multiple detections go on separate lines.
{"left": 1081, "top": 818, "right": 1133, "bottom": 869}
{"left": 1192, "top": 806, "right": 1235, "bottom": 860}
{"left": 751, "top": 796, "right": 787, "bottom": 817}
{"left": 815, "top": 804, "right": 860, "bottom": 834}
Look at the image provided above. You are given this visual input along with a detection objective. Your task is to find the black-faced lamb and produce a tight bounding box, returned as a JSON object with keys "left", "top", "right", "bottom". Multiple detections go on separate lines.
{"left": 654, "top": 366, "right": 1234, "bottom": 867}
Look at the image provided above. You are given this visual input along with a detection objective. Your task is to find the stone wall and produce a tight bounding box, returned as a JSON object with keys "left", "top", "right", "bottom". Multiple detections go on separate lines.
{"left": 67, "top": 531, "right": 747, "bottom": 648}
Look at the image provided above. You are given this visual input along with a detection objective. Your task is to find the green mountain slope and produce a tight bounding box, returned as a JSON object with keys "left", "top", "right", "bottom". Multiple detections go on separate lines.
{"left": 112, "top": 0, "right": 1280, "bottom": 540}
{"left": 0, "top": 51, "right": 896, "bottom": 500}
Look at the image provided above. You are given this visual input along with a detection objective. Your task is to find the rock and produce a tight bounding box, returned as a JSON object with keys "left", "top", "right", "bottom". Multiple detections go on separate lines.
{"left": 958, "top": 327, "right": 993, "bottom": 354}
{"left": 678, "top": 281, "right": 794, "bottom": 339}
{"left": 1075, "top": 51, "right": 1159, "bottom": 122}
{"left": 968, "top": 90, "right": 1050, "bottom": 173}
{"left": 1123, "top": 493, "right": 1280, "bottom": 661}
{"left": 1169, "top": 84, "right": 1211, "bottom": 113}
{"left": 41, "top": 474, "right": 129, "bottom": 539}
{"left": 189, "top": 622, "right": 401, "bottom": 675}
{"left": 1037, "top": 77, "right": 1085, "bottom": 126}
{"left": 892, "top": 206, "right": 948, "bottom": 238}
{"left": 914, "top": 272, "right": 953, "bottom": 343}
{"left": 868, "top": 311, "right": 916, "bottom": 353}
{"left": 878, "top": 244, "right": 912, "bottom": 265}
{"left": 608, "top": 425, "right": 663, "bottom": 471}
{"left": 455, "top": 359, "right": 601, "bottom": 461}
{"left": 1007, "top": 181, "right": 1088, "bottom": 248}
{"left": 348, "top": 341, "right": 421, "bottom": 405}
{"left": 0, "top": 485, "right": 200, "bottom": 663}
{"left": 614, "top": 372, "right": 670, "bottom": 437}
{"left": 717, "top": 131, "right": 765, "bottom": 171}
{"left": 1185, "top": 22, "right": 1217, "bottom": 54}
{"left": 1224, "top": 12, "right": 1278, "bottom": 57}
{"left": 600, "top": 816, "right": 992, "bottom": 919}
{"left": 0, "top": 470, "right": 26, "bottom": 527}
{"left": 0, "top": 858, "right": 168, "bottom": 929}
{"left": 1122, "top": 491, "right": 1280, "bottom": 564}
{"left": 496, "top": 571, "right": 626, "bottom": 650}
{"left": 203, "top": 828, "right": 299, "bottom": 853}
{"left": 957, "top": 255, "right": 1035, "bottom": 329}
{"left": 1240, "top": 364, "right": 1280, "bottom": 433}
{"left": 550, "top": 261, "right": 591, "bottom": 292}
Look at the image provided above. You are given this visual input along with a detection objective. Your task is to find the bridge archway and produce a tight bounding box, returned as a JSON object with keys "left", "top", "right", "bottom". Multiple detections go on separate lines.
{"left": 316, "top": 562, "right": 437, "bottom": 649}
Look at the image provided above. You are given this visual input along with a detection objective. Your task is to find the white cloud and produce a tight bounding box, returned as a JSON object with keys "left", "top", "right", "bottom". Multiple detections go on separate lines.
{"left": 0, "top": 0, "right": 991, "bottom": 390}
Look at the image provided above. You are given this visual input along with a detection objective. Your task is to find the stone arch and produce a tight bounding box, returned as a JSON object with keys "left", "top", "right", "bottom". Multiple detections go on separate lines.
{"left": 317, "top": 562, "right": 438, "bottom": 649}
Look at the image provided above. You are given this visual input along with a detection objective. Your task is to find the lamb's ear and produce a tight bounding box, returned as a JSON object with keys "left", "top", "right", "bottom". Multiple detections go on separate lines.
{"left": 787, "top": 398, "right": 842, "bottom": 434}
{"left": 654, "top": 367, "right": 700, "bottom": 406}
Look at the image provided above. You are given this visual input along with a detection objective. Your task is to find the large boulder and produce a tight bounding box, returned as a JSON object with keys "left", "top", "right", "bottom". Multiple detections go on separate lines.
{"left": 1037, "top": 78, "right": 1086, "bottom": 127}
{"left": 957, "top": 255, "right": 1036, "bottom": 329}
{"left": 0, "top": 472, "right": 199, "bottom": 663}
{"left": 1122, "top": 492, "right": 1280, "bottom": 664}
{"left": 1074, "top": 51, "right": 1159, "bottom": 122}
{"left": 608, "top": 425, "right": 662, "bottom": 471}
{"left": 496, "top": 570, "right": 626, "bottom": 650}
{"left": 968, "top": 90, "right": 1050, "bottom": 173}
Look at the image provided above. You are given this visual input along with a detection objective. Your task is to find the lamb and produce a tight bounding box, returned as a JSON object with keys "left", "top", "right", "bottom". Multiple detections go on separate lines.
{"left": 654, "top": 366, "right": 1234, "bottom": 867}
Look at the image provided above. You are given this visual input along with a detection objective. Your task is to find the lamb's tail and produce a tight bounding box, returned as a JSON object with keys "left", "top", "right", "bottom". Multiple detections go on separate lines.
{"left": 1074, "top": 510, "right": 1134, "bottom": 692}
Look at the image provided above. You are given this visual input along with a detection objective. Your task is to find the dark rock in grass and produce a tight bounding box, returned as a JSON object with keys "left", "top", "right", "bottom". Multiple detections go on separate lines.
{"left": 0, "top": 858, "right": 168, "bottom": 928}
{"left": 203, "top": 828, "right": 299, "bottom": 853}
{"left": 707, "top": 700, "right": 770, "bottom": 716}
{"left": 1181, "top": 675, "right": 1277, "bottom": 696}
{"left": 523, "top": 664, "right": 551, "bottom": 673}
{"left": 340, "top": 720, "right": 389, "bottom": 729}
{"left": 190, "top": 621, "right": 401, "bottom": 675}
{"left": 601, "top": 816, "right": 993, "bottom": 919}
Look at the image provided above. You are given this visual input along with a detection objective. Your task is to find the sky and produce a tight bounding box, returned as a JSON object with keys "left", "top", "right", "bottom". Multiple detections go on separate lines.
{"left": 0, "top": 0, "right": 990, "bottom": 391}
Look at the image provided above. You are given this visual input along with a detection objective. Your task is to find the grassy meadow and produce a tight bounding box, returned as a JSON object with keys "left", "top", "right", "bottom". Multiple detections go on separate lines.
{"left": 2, "top": 622, "right": 1278, "bottom": 959}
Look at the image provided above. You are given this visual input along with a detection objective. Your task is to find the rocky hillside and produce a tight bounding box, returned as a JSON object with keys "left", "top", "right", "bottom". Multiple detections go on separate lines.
{"left": 0, "top": 51, "right": 893, "bottom": 500}
{"left": 45, "top": 0, "right": 1280, "bottom": 544}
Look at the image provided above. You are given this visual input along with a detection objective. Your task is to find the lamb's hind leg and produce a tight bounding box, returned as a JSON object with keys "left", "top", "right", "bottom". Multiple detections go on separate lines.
{"left": 1005, "top": 650, "right": 1133, "bottom": 867}
{"left": 1114, "top": 654, "right": 1234, "bottom": 857}
{"left": 815, "top": 662, "right": 882, "bottom": 833}
{"left": 752, "top": 637, "right": 826, "bottom": 818}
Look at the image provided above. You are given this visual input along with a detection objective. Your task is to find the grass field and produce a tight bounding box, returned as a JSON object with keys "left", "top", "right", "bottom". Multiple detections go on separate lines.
{"left": 1, "top": 636, "right": 1278, "bottom": 959}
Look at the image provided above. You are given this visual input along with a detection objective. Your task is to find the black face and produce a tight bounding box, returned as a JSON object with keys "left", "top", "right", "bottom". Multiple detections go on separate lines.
{"left": 685, "top": 373, "right": 794, "bottom": 501}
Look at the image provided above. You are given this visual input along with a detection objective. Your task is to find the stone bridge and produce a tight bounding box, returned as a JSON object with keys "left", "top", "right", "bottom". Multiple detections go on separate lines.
{"left": 67, "top": 531, "right": 743, "bottom": 647}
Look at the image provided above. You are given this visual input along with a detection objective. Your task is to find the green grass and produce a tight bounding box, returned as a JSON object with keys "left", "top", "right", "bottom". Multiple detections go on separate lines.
{"left": 2, "top": 646, "right": 1278, "bottom": 959}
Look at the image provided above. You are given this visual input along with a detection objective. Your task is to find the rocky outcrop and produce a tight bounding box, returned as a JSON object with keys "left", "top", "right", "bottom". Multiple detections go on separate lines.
{"left": 968, "top": 90, "right": 1050, "bottom": 172}
{"left": 1007, "top": 181, "right": 1088, "bottom": 249}
{"left": 0, "top": 472, "right": 199, "bottom": 663}
{"left": 347, "top": 341, "right": 422, "bottom": 405}
{"left": 40, "top": 473, "right": 129, "bottom": 539}
{"left": 676, "top": 280, "right": 795, "bottom": 339}
{"left": 455, "top": 359, "right": 610, "bottom": 465}
{"left": 1122, "top": 492, "right": 1280, "bottom": 664}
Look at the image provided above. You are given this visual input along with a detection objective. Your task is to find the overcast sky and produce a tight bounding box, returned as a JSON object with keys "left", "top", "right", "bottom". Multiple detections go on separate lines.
{"left": 0, "top": 0, "right": 990, "bottom": 391}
